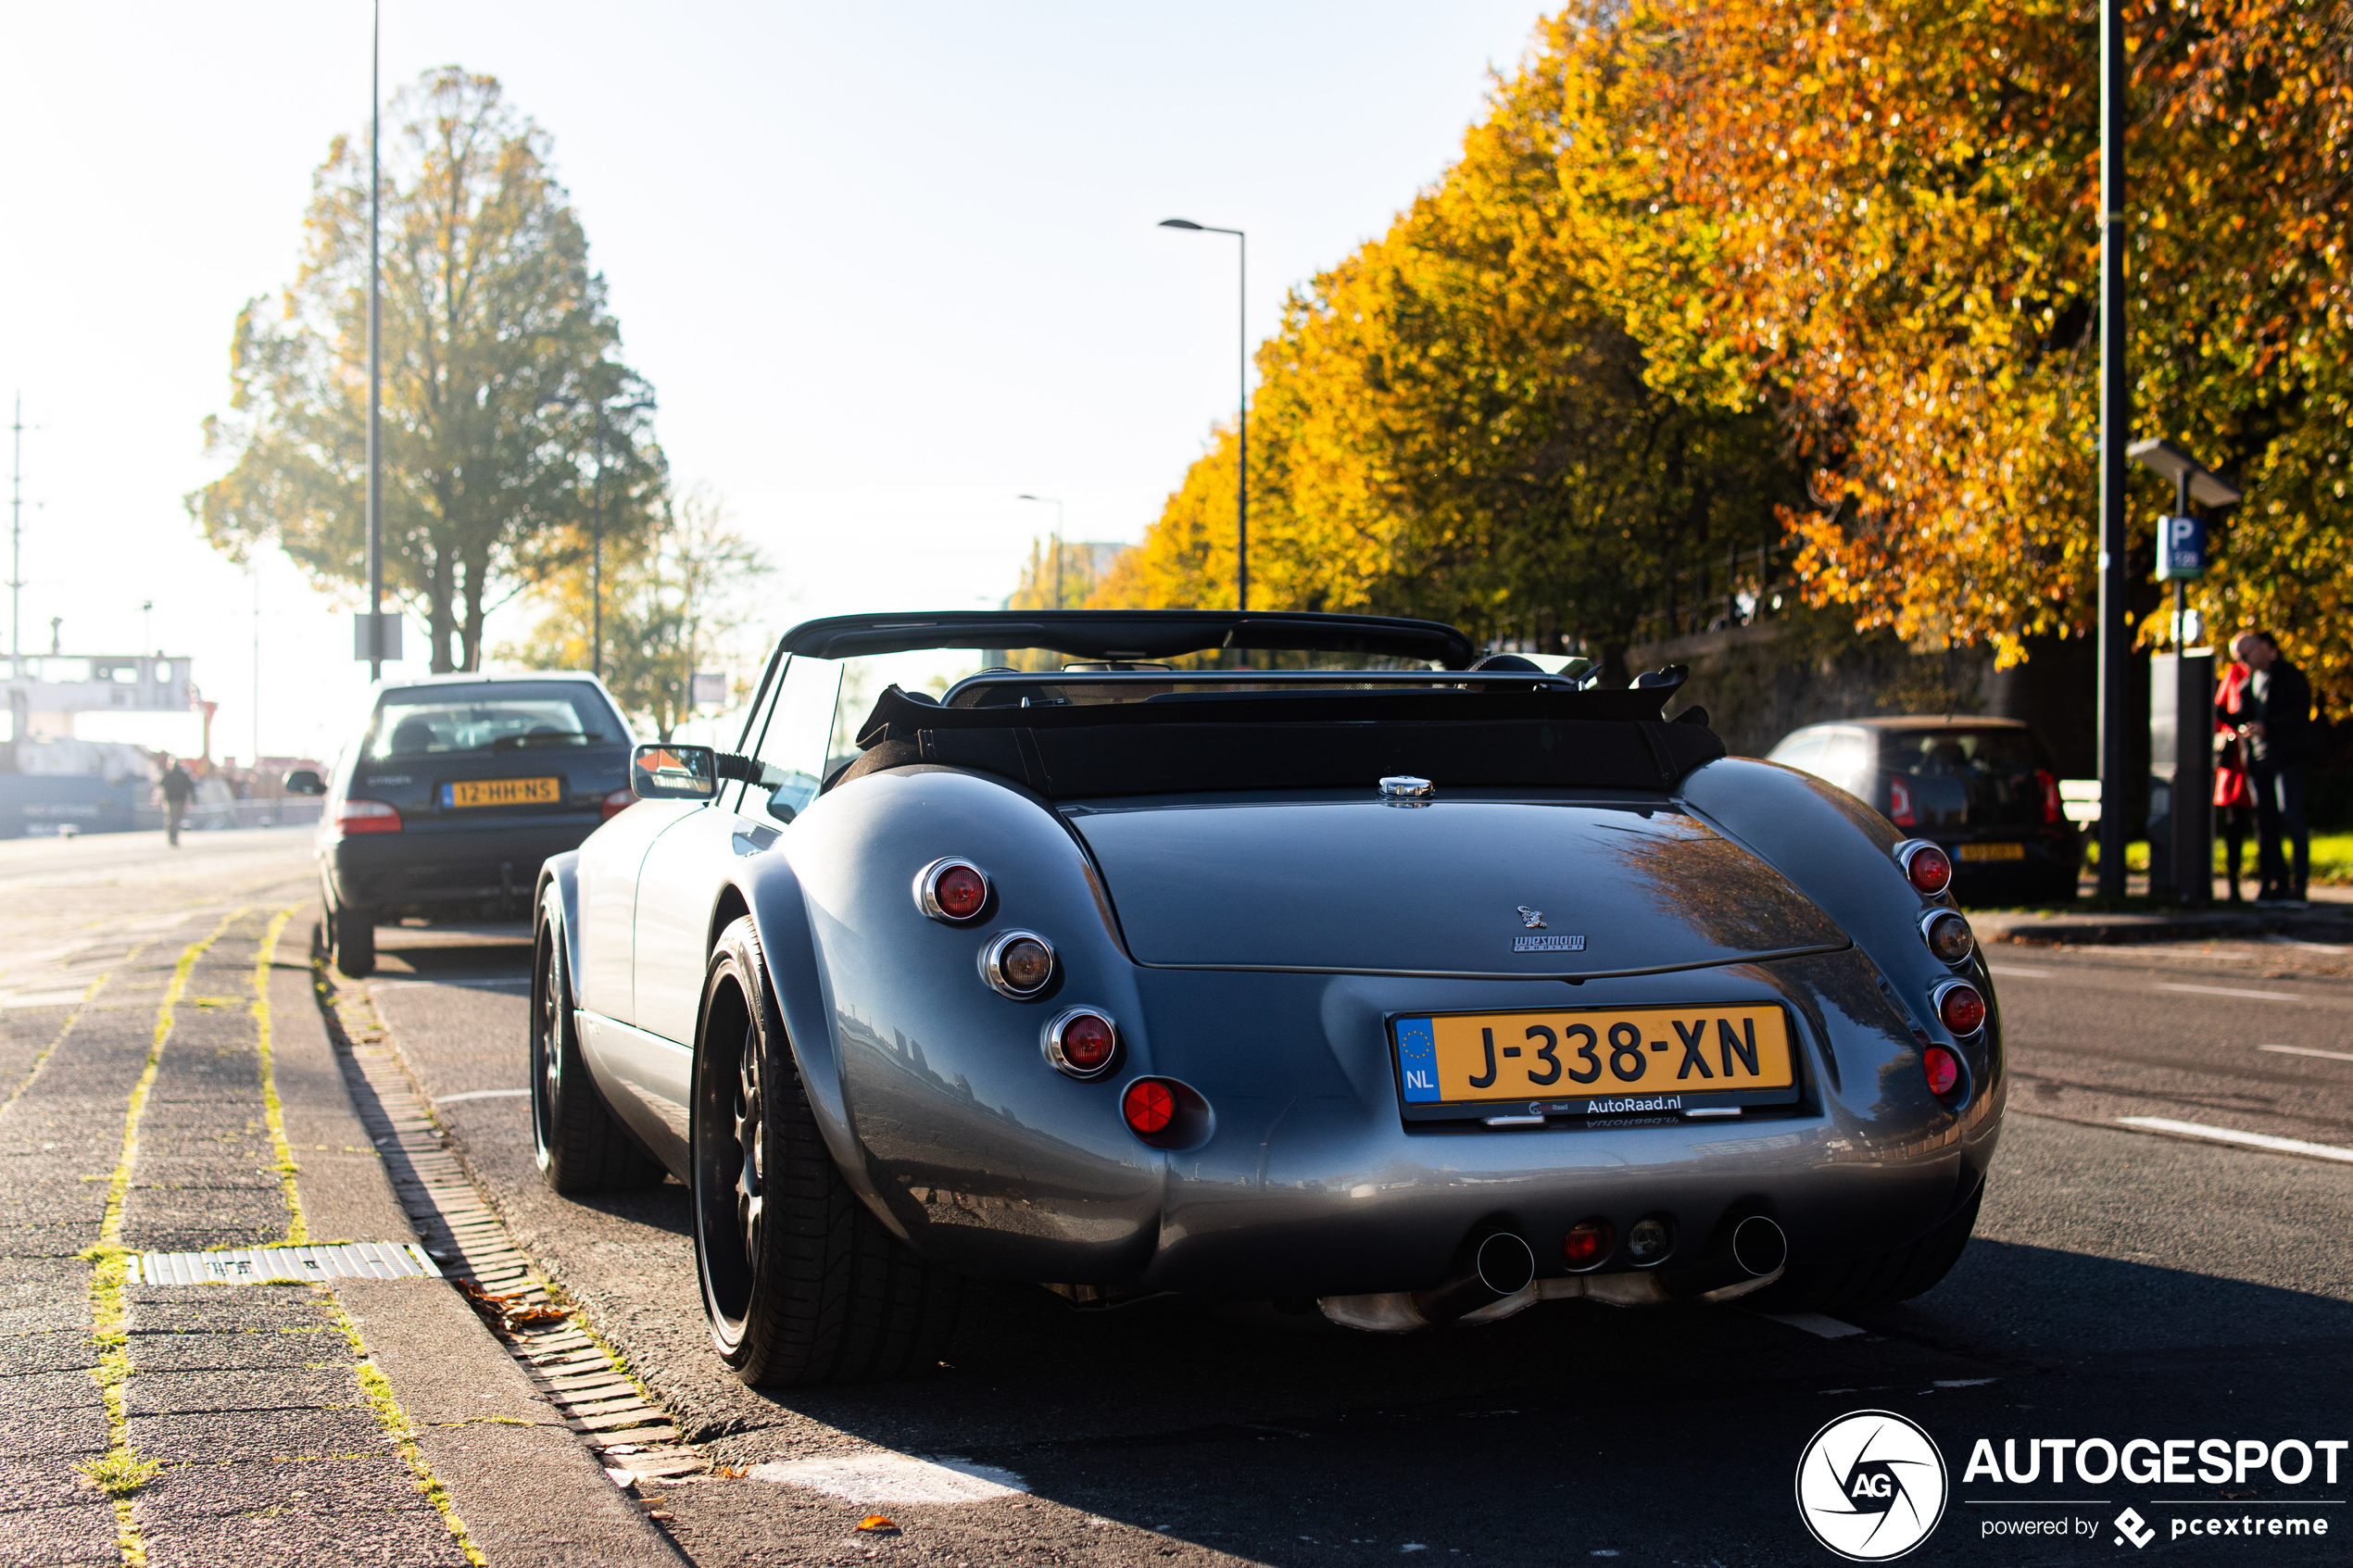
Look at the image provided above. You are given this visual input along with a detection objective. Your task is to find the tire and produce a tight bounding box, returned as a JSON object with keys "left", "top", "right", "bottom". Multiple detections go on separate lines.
{"left": 531, "top": 900, "right": 665, "bottom": 1194}
{"left": 692, "top": 916, "right": 963, "bottom": 1386}
{"left": 1753, "top": 1179, "right": 1983, "bottom": 1314}
{"left": 332, "top": 898, "right": 376, "bottom": 979}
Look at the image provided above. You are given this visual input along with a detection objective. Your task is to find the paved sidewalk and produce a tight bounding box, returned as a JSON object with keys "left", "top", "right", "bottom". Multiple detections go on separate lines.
{"left": 1, "top": 902, "right": 468, "bottom": 1566}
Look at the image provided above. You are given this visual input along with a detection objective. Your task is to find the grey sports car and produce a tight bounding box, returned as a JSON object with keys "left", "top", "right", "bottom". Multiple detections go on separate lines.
{"left": 529, "top": 610, "right": 2001, "bottom": 1386}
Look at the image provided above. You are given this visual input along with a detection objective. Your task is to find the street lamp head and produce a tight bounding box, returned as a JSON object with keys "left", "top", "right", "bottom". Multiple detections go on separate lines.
{"left": 1158, "top": 218, "right": 1203, "bottom": 231}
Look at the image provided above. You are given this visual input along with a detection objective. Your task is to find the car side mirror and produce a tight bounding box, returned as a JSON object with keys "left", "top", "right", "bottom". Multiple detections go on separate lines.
{"left": 764, "top": 789, "right": 797, "bottom": 825}
{"left": 283, "top": 769, "right": 326, "bottom": 797}
{"left": 630, "top": 743, "right": 718, "bottom": 800}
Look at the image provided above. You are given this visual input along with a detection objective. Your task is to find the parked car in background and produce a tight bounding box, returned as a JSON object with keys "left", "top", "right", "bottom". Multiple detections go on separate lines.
{"left": 1765, "top": 716, "right": 2078, "bottom": 902}
{"left": 288, "top": 673, "right": 637, "bottom": 977}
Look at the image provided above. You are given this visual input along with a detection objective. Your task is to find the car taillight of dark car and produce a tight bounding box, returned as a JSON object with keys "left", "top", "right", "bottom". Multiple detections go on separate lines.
{"left": 335, "top": 800, "right": 402, "bottom": 834}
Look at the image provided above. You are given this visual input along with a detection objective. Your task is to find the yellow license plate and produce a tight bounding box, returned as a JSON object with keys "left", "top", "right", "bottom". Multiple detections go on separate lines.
{"left": 443, "top": 777, "right": 561, "bottom": 809}
{"left": 1394, "top": 1003, "right": 1796, "bottom": 1117}
{"left": 1957, "top": 841, "right": 2025, "bottom": 861}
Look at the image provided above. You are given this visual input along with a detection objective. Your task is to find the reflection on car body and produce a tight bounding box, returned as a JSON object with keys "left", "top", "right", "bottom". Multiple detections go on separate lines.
{"left": 524, "top": 611, "right": 2003, "bottom": 1386}
{"left": 1766, "top": 715, "right": 2080, "bottom": 902}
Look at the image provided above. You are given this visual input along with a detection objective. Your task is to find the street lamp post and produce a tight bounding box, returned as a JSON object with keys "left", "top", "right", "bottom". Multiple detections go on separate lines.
{"left": 365, "top": 0, "right": 384, "bottom": 683}
{"left": 1016, "top": 495, "right": 1064, "bottom": 608}
{"left": 1158, "top": 218, "right": 1247, "bottom": 613}
{"left": 2094, "top": 0, "right": 2129, "bottom": 900}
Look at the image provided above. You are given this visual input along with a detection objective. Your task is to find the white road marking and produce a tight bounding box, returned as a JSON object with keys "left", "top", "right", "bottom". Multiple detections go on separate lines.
{"left": 2156, "top": 982, "right": 2304, "bottom": 1002}
{"left": 2117, "top": 1116, "right": 2353, "bottom": 1165}
{"left": 2259, "top": 1044, "right": 2353, "bottom": 1063}
{"left": 1759, "top": 1311, "right": 1865, "bottom": 1338}
{"left": 1989, "top": 966, "right": 2057, "bottom": 978}
{"left": 749, "top": 1452, "right": 1028, "bottom": 1505}
{"left": 1932, "top": 1378, "right": 1997, "bottom": 1387}
{"left": 434, "top": 1088, "right": 532, "bottom": 1103}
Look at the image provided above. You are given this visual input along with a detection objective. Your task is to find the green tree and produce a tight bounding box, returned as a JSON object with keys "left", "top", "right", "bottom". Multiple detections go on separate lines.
{"left": 190, "top": 68, "right": 663, "bottom": 672}
{"left": 504, "top": 485, "right": 770, "bottom": 739}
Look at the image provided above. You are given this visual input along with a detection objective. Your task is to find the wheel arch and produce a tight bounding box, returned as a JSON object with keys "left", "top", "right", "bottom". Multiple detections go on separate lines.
{"left": 718, "top": 856, "right": 912, "bottom": 1242}
{"left": 535, "top": 850, "right": 585, "bottom": 989}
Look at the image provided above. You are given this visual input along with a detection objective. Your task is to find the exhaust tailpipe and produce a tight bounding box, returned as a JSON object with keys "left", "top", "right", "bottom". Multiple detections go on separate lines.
{"left": 1412, "top": 1232, "right": 1538, "bottom": 1324}
{"left": 1660, "top": 1213, "right": 1787, "bottom": 1299}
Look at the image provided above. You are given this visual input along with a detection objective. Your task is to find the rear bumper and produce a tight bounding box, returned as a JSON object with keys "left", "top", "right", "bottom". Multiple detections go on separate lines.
{"left": 323, "top": 821, "right": 598, "bottom": 911}
{"left": 877, "top": 946, "right": 2004, "bottom": 1299}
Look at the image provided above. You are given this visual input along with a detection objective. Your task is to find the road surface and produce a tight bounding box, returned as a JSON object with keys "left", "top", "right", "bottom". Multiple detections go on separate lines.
{"left": 5, "top": 830, "right": 2348, "bottom": 1565}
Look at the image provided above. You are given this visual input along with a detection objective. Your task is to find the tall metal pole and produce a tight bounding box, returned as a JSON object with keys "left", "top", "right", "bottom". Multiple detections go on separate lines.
{"left": 1155, "top": 220, "right": 1248, "bottom": 612}
{"left": 252, "top": 562, "right": 262, "bottom": 764}
{"left": 590, "top": 410, "right": 604, "bottom": 678}
{"left": 365, "top": 0, "right": 384, "bottom": 682}
{"left": 2095, "top": 0, "right": 2130, "bottom": 900}
{"left": 1236, "top": 230, "right": 1247, "bottom": 615}
{"left": 8, "top": 393, "right": 20, "bottom": 675}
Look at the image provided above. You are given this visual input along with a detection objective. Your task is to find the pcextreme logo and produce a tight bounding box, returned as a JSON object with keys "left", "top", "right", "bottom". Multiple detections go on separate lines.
{"left": 1796, "top": 1411, "right": 1951, "bottom": 1561}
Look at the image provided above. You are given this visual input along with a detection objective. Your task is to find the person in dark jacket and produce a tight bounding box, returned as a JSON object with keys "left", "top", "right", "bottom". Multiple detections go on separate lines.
{"left": 157, "top": 755, "right": 195, "bottom": 848}
{"left": 2230, "top": 631, "right": 2311, "bottom": 904}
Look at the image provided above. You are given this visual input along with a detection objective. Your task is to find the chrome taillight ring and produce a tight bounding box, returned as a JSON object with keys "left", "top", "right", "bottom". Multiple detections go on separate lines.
{"left": 981, "top": 930, "right": 1056, "bottom": 999}
{"left": 1919, "top": 908, "right": 1976, "bottom": 967}
{"left": 914, "top": 857, "right": 990, "bottom": 922}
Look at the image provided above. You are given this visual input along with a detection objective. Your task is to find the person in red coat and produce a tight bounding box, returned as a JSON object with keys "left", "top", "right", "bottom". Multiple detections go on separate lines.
{"left": 2214, "top": 657, "right": 2257, "bottom": 902}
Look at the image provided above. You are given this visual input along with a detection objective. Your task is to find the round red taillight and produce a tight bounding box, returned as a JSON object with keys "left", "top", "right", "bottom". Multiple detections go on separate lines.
{"left": 599, "top": 787, "right": 635, "bottom": 822}
{"left": 1923, "top": 1045, "right": 1961, "bottom": 1098}
{"left": 1061, "top": 1013, "right": 1115, "bottom": 1072}
{"left": 916, "top": 858, "right": 989, "bottom": 922}
{"left": 1897, "top": 840, "right": 1953, "bottom": 896}
{"left": 1043, "top": 1007, "right": 1116, "bottom": 1077}
{"left": 1123, "top": 1078, "right": 1176, "bottom": 1136}
{"left": 1562, "top": 1218, "right": 1614, "bottom": 1271}
{"left": 1935, "top": 980, "right": 1987, "bottom": 1036}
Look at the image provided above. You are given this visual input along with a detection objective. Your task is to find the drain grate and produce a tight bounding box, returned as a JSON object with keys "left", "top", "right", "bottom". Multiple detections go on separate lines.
{"left": 132, "top": 1242, "right": 441, "bottom": 1286}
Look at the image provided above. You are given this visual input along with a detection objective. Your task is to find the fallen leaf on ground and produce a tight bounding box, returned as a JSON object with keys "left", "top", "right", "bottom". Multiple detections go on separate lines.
{"left": 857, "top": 1515, "right": 900, "bottom": 1534}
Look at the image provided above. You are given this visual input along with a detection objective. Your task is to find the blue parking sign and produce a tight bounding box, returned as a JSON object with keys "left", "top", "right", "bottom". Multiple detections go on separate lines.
{"left": 2155, "top": 513, "right": 2207, "bottom": 580}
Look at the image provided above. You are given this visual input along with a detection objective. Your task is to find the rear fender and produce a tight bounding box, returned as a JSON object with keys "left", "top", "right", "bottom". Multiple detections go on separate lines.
{"left": 1678, "top": 758, "right": 2004, "bottom": 1148}
{"left": 728, "top": 853, "right": 908, "bottom": 1240}
{"left": 537, "top": 851, "right": 585, "bottom": 986}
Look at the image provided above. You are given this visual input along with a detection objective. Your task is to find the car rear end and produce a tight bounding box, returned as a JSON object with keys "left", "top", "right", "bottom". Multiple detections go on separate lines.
{"left": 324, "top": 677, "right": 636, "bottom": 922}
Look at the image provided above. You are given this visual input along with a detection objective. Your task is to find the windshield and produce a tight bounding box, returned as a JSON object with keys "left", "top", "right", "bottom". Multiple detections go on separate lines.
{"left": 365, "top": 683, "right": 623, "bottom": 759}
{"left": 1882, "top": 728, "right": 2050, "bottom": 777}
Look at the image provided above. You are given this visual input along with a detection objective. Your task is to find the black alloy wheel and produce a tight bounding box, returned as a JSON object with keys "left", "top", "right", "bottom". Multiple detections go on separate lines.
{"left": 530, "top": 897, "right": 663, "bottom": 1194}
{"left": 692, "top": 917, "right": 963, "bottom": 1386}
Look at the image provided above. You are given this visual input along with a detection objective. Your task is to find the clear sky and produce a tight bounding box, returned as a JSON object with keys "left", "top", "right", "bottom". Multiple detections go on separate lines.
{"left": 0, "top": 1, "right": 1545, "bottom": 762}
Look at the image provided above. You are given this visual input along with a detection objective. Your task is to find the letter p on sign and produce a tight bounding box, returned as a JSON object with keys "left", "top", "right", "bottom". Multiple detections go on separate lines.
{"left": 2156, "top": 514, "right": 2207, "bottom": 581}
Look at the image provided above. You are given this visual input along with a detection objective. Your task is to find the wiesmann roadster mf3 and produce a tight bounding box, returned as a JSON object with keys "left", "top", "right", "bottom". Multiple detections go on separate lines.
{"left": 528, "top": 611, "right": 2001, "bottom": 1386}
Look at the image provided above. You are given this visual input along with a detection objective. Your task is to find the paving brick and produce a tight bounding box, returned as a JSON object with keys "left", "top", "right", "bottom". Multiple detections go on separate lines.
{"left": 124, "top": 1365, "right": 362, "bottom": 1419}
{"left": 0, "top": 1403, "right": 109, "bottom": 1461}
{"left": 133, "top": 1453, "right": 425, "bottom": 1519}
{"left": 139, "top": 1502, "right": 470, "bottom": 1568}
{"left": 115, "top": 1329, "right": 333, "bottom": 1374}
{"left": 0, "top": 1499, "right": 120, "bottom": 1563}
{"left": 0, "top": 1330, "right": 101, "bottom": 1379}
{"left": 126, "top": 1405, "right": 392, "bottom": 1466}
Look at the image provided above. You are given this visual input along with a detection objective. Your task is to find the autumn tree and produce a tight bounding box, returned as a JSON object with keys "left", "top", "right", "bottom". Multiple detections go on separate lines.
{"left": 190, "top": 69, "right": 663, "bottom": 672}
{"left": 504, "top": 485, "right": 769, "bottom": 739}
{"left": 1559, "top": 0, "right": 2353, "bottom": 698}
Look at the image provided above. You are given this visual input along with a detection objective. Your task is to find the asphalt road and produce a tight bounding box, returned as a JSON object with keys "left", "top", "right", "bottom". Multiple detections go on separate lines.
{"left": 9, "top": 831, "right": 2353, "bottom": 1566}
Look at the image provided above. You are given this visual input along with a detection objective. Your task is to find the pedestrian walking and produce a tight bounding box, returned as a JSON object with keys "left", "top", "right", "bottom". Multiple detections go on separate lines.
{"left": 2214, "top": 653, "right": 2259, "bottom": 902}
{"left": 2231, "top": 630, "right": 2312, "bottom": 905}
{"left": 157, "top": 754, "right": 195, "bottom": 848}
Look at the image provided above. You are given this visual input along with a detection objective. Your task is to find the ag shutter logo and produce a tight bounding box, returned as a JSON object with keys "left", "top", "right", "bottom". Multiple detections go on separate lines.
{"left": 1796, "top": 1410, "right": 1950, "bottom": 1561}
